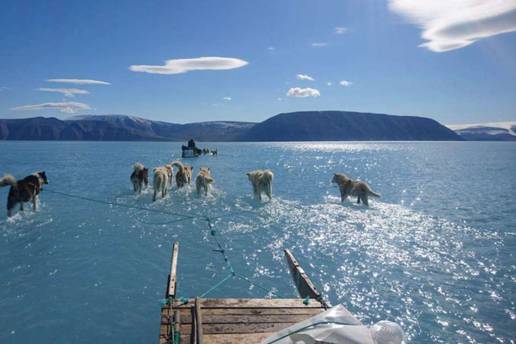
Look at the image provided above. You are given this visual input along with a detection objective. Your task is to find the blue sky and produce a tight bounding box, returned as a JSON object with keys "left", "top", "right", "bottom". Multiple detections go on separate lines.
{"left": 0, "top": 0, "right": 515, "bottom": 124}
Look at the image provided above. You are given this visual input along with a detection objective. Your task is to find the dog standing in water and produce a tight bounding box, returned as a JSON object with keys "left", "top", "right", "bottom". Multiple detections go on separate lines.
{"left": 195, "top": 167, "right": 213, "bottom": 196}
{"left": 130, "top": 163, "right": 149, "bottom": 194}
{"left": 332, "top": 173, "right": 380, "bottom": 206}
{"left": 171, "top": 161, "right": 193, "bottom": 188}
{"left": 246, "top": 169, "right": 273, "bottom": 201}
{"left": 153, "top": 165, "right": 173, "bottom": 201}
{"left": 0, "top": 171, "right": 48, "bottom": 217}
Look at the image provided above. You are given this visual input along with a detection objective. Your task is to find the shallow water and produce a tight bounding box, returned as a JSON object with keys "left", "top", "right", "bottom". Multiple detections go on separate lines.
{"left": 0, "top": 141, "right": 514, "bottom": 343}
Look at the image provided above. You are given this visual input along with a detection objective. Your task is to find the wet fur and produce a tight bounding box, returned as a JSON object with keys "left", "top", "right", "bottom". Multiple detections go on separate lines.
{"left": 153, "top": 165, "right": 173, "bottom": 201}
{"left": 246, "top": 169, "right": 273, "bottom": 201}
{"left": 130, "top": 163, "right": 149, "bottom": 194}
{"left": 171, "top": 161, "right": 193, "bottom": 188}
{"left": 0, "top": 171, "right": 48, "bottom": 217}
{"left": 195, "top": 167, "right": 213, "bottom": 196}
{"left": 332, "top": 173, "right": 380, "bottom": 206}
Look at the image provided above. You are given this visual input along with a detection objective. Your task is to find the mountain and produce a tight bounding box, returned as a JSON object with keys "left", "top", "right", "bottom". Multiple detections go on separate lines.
{"left": 0, "top": 115, "right": 254, "bottom": 141}
{"left": 0, "top": 111, "right": 462, "bottom": 141}
{"left": 243, "top": 111, "right": 460, "bottom": 141}
{"left": 447, "top": 121, "right": 516, "bottom": 141}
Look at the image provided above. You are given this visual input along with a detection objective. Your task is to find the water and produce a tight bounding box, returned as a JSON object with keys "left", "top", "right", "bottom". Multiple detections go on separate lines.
{"left": 0, "top": 141, "right": 514, "bottom": 343}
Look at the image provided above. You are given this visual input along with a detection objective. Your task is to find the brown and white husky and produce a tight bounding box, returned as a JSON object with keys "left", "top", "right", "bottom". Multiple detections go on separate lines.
{"left": 195, "top": 167, "right": 213, "bottom": 196}
{"left": 0, "top": 171, "right": 49, "bottom": 217}
{"left": 153, "top": 165, "right": 173, "bottom": 201}
{"left": 332, "top": 173, "right": 380, "bottom": 206}
{"left": 171, "top": 161, "right": 193, "bottom": 188}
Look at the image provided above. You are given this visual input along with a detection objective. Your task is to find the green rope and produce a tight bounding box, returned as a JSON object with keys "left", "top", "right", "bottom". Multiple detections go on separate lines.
{"left": 199, "top": 273, "right": 234, "bottom": 298}
{"left": 44, "top": 188, "right": 293, "bottom": 300}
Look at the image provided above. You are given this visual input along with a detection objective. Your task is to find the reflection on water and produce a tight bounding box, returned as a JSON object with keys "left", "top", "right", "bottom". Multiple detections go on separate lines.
{"left": 0, "top": 141, "right": 514, "bottom": 343}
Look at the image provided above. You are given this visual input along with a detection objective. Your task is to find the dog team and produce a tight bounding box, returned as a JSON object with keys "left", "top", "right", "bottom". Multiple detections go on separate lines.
{"left": 1, "top": 165, "right": 380, "bottom": 217}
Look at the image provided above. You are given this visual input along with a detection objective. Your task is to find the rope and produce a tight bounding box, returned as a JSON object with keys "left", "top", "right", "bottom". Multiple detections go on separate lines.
{"left": 43, "top": 187, "right": 286, "bottom": 299}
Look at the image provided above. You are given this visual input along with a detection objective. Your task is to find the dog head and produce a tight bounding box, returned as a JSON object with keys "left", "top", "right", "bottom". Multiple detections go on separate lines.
{"left": 332, "top": 173, "right": 349, "bottom": 186}
{"left": 37, "top": 171, "right": 49, "bottom": 185}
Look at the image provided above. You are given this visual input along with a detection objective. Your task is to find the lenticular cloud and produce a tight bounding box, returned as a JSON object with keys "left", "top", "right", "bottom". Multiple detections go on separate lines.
{"left": 129, "top": 57, "right": 248, "bottom": 75}
{"left": 389, "top": 0, "right": 516, "bottom": 52}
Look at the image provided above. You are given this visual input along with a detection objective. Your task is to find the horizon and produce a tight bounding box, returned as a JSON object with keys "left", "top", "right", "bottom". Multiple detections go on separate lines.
{"left": 1, "top": 1, "right": 515, "bottom": 124}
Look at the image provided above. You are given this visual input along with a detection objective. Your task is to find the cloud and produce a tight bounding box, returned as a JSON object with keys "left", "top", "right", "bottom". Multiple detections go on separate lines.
{"left": 388, "top": 0, "right": 516, "bottom": 52}
{"left": 12, "top": 102, "right": 91, "bottom": 114}
{"left": 335, "top": 27, "right": 348, "bottom": 34}
{"left": 311, "top": 42, "right": 328, "bottom": 47}
{"left": 267, "top": 46, "right": 276, "bottom": 51}
{"left": 38, "top": 88, "right": 89, "bottom": 98}
{"left": 296, "top": 74, "right": 315, "bottom": 81}
{"left": 339, "top": 80, "right": 352, "bottom": 87}
{"left": 286, "top": 87, "right": 321, "bottom": 98}
{"left": 129, "top": 56, "right": 249, "bottom": 75}
{"left": 0, "top": 86, "right": 11, "bottom": 92}
{"left": 327, "top": 82, "right": 333, "bottom": 86}
{"left": 47, "top": 79, "right": 111, "bottom": 85}
{"left": 223, "top": 96, "right": 232, "bottom": 101}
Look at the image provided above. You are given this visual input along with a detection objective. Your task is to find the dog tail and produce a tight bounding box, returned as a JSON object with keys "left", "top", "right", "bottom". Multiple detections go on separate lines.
{"left": 133, "top": 162, "right": 144, "bottom": 171}
{"left": 0, "top": 175, "right": 16, "bottom": 187}
{"left": 263, "top": 170, "right": 274, "bottom": 183}
{"left": 368, "top": 189, "right": 381, "bottom": 198}
{"left": 171, "top": 160, "right": 185, "bottom": 172}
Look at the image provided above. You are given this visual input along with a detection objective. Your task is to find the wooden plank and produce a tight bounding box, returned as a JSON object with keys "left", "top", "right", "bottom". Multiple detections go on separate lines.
{"left": 173, "top": 298, "right": 324, "bottom": 309}
{"left": 284, "top": 249, "right": 328, "bottom": 307}
{"left": 160, "top": 306, "right": 171, "bottom": 344}
{"left": 194, "top": 297, "right": 204, "bottom": 344}
{"left": 179, "top": 313, "right": 318, "bottom": 325}
{"left": 180, "top": 307, "right": 323, "bottom": 316}
{"left": 203, "top": 333, "right": 273, "bottom": 344}
{"left": 180, "top": 322, "right": 298, "bottom": 335}
{"left": 183, "top": 333, "right": 273, "bottom": 344}
{"left": 167, "top": 242, "right": 179, "bottom": 298}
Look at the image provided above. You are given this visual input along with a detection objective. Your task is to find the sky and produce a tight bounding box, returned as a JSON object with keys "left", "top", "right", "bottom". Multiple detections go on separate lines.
{"left": 0, "top": 0, "right": 515, "bottom": 125}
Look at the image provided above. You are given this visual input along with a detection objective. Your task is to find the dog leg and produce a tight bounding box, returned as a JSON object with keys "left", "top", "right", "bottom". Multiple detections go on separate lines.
{"left": 362, "top": 195, "right": 369, "bottom": 206}
{"left": 20, "top": 202, "right": 24, "bottom": 212}
{"left": 153, "top": 190, "right": 157, "bottom": 202}
{"left": 33, "top": 196, "right": 38, "bottom": 211}
{"left": 357, "top": 196, "right": 360, "bottom": 204}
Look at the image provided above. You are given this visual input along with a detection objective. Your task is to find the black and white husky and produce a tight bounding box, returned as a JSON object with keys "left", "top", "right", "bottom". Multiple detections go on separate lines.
{"left": 0, "top": 171, "right": 48, "bottom": 217}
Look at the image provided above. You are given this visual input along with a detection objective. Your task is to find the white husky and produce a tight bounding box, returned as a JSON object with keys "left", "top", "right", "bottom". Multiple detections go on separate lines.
{"left": 246, "top": 169, "right": 273, "bottom": 201}
{"left": 153, "top": 165, "right": 173, "bottom": 201}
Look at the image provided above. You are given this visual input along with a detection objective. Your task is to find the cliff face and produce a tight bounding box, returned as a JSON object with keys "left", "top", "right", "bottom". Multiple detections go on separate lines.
{"left": 0, "top": 111, "right": 462, "bottom": 141}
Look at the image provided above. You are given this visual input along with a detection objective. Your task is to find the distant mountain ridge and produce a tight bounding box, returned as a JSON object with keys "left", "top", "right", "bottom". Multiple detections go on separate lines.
{"left": 0, "top": 111, "right": 462, "bottom": 141}
{"left": 447, "top": 121, "right": 516, "bottom": 141}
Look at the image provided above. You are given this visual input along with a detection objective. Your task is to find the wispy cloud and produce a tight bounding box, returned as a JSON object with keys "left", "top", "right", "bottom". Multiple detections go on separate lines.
{"left": 223, "top": 96, "right": 232, "bottom": 101}
{"left": 129, "top": 57, "right": 248, "bottom": 75}
{"left": 297, "top": 74, "right": 315, "bottom": 81}
{"left": 335, "top": 27, "right": 348, "bottom": 34}
{"left": 326, "top": 82, "right": 333, "bottom": 86}
{"left": 267, "top": 46, "right": 276, "bottom": 51}
{"left": 47, "top": 79, "right": 111, "bottom": 85}
{"left": 339, "top": 80, "right": 352, "bottom": 87}
{"left": 311, "top": 42, "right": 328, "bottom": 47}
{"left": 389, "top": 0, "right": 516, "bottom": 52}
{"left": 286, "top": 87, "right": 320, "bottom": 98}
{"left": 38, "top": 88, "right": 89, "bottom": 98}
{"left": 0, "top": 86, "right": 11, "bottom": 92}
{"left": 12, "top": 102, "right": 91, "bottom": 114}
